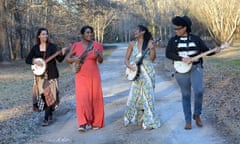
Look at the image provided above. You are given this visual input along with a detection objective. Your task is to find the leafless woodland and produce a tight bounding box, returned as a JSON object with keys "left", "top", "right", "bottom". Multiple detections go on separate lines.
{"left": 0, "top": 0, "right": 239, "bottom": 62}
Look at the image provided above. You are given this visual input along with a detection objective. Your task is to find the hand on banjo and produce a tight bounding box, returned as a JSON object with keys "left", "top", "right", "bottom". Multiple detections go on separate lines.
{"left": 215, "top": 46, "right": 221, "bottom": 53}
{"left": 61, "top": 47, "right": 67, "bottom": 55}
{"left": 182, "top": 57, "right": 192, "bottom": 65}
{"left": 33, "top": 59, "right": 44, "bottom": 67}
{"left": 94, "top": 49, "right": 103, "bottom": 58}
{"left": 73, "top": 57, "right": 82, "bottom": 64}
{"left": 128, "top": 64, "right": 137, "bottom": 72}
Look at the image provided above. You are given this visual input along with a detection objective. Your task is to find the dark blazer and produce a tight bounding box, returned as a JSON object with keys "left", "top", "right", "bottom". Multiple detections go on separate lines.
{"left": 25, "top": 43, "right": 65, "bottom": 79}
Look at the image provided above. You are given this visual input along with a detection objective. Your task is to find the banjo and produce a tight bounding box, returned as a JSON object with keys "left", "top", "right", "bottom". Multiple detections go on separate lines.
{"left": 31, "top": 48, "right": 67, "bottom": 76}
{"left": 125, "top": 51, "right": 148, "bottom": 81}
{"left": 174, "top": 43, "right": 229, "bottom": 73}
{"left": 125, "top": 37, "right": 161, "bottom": 81}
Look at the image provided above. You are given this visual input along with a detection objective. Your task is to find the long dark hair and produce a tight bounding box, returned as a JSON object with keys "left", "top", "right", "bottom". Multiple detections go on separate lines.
{"left": 36, "top": 27, "right": 49, "bottom": 45}
{"left": 137, "top": 25, "right": 152, "bottom": 51}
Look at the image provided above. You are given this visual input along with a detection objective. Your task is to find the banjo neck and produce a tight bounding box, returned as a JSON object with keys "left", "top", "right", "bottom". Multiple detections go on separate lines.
{"left": 45, "top": 45, "right": 70, "bottom": 63}
{"left": 45, "top": 50, "right": 62, "bottom": 63}
{"left": 136, "top": 36, "right": 161, "bottom": 65}
{"left": 191, "top": 48, "right": 216, "bottom": 61}
{"left": 191, "top": 42, "right": 229, "bottom": 61}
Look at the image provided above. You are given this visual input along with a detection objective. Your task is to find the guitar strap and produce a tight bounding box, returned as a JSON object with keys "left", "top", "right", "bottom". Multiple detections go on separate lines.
{"left": 42, "top": 51, "right": 48, "bottom": 78}
{"left": 136, "top": 37, "right": 160, "bottom": 65}
{"left": 79, "top": 41, "right": 93, "bottom": 64}
{"left": 136, "top": 48, "right": 149, "bottom": 65}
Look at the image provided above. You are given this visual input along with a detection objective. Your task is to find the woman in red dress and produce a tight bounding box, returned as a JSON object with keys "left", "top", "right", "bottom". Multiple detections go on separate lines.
{"left": 66, "top": 25, "right": 104, "bottom": 132}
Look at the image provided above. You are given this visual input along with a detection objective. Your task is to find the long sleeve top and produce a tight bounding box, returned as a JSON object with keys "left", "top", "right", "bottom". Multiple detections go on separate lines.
{"left": 25, "top": 43, "right": 65, "bottom": 80}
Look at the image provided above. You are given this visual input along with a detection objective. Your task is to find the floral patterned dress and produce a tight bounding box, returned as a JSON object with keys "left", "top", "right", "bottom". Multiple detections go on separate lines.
{"left": 124, "top": 42, "right": 160, "bottom": 129}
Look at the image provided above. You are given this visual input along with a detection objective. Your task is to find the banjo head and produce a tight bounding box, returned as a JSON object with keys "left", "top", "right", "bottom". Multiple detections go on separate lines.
{"left": 31, "top": 58, "right": 46, "bottom": 76}
{"left": 125, "top": 62, "right": 138, "bottom": 81}
{"left": 173, "top": 61, "right": 192, "bottom": 73}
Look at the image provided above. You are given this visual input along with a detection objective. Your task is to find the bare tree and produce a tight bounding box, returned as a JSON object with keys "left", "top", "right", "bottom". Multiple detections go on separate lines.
{"left": 1, "top": 0, "right": 240, "bottom": 62}
{"left": 137, "top": 0, "right": 156, "bottom": 36}
{"left": 0, "top": 0, "right": 11, "bottom": 62}
{"left": 86, "top": 0, "right": 117, "bottom": 42}
{"left": 191, "top": 0, "right": 240, "bottom": 44}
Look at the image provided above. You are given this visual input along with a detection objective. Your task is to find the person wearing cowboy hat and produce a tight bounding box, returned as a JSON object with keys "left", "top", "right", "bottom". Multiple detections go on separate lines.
{"left": 165, "top": 15, "right": 221, "bottom": 130}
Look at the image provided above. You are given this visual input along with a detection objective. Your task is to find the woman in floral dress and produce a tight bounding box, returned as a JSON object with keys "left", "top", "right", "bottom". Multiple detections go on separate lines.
{"left": 124, "top": 25, "right": 160, "bottom": 130}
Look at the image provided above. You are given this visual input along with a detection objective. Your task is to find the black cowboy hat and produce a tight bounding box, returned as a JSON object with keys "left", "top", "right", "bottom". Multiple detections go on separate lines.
{"left": 172, "top": 15, "right": 192, "bottom": 33}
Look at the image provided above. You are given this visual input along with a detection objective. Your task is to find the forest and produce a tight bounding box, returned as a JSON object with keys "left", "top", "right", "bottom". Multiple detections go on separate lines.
{"left": 0, "top": 0, "right": 239, "bottom": 62}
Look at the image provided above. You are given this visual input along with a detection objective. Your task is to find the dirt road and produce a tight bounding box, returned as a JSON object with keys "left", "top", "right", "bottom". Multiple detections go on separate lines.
{"left": 30, "top": 44, "right": 228, "bottom": 144}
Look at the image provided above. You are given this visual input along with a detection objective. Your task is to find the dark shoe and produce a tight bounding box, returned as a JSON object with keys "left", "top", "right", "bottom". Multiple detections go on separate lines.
{"left": 41, "top": 120, "right": 49, "bottom": 126}
{"left": 193, "top": 115, "right": 203, "bottom": 127}
{"left": 78, "top": 125, "right": 87, "bottom": 132}
{"left": 184, "top": 123, "right": 192, "bottom": 130}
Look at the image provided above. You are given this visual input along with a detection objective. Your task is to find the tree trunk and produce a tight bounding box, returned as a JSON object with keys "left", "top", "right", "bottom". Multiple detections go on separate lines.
{"left": 0, "top": 0, "right": 10, "bottom": 62}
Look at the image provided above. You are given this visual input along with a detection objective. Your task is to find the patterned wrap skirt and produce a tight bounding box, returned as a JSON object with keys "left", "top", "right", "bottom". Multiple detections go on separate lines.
{"left": 32, "top": 75, "right": 59, "bottom": 111}
{"left": 124, "top": 60, "right": 160, "bottom": 129}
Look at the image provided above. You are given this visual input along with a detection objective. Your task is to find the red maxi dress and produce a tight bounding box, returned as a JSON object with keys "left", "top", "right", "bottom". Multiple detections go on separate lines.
{"left": 71, "top": 41, "right": 104, "bottom": 128}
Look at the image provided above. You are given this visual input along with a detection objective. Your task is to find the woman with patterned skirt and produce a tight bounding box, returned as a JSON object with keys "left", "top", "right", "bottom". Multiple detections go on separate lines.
{"left": 124, "top": 25, "right": 160, "bottom": 130}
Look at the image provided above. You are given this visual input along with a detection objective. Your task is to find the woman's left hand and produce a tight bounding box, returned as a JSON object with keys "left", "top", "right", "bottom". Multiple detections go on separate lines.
{"left": 94, "top": 49, "right": 103, "bottom": 63}
{"left": 94, "top": 49, "right": 103, "bottom": 58}
{"left": 215, "top": 47, "right": 221, "bottom": 53}
{"left": 62, "top": 47, "right": 67, "bottom": 55}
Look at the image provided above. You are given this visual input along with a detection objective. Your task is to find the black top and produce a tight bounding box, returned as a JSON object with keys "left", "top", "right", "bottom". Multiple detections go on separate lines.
{"left": 166, "top": 34, "right": 215, "bottom": 64}
{"left": 25, "top": 43, "right": 65, "bottom": 79}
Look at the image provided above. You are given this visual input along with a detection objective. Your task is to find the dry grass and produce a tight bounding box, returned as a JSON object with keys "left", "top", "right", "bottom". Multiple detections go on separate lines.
{"left": 0, "top": 60, "right": 73, "bottom": 143}
{"left": 203, "top": 47, "right": 240, "bottom": 143}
